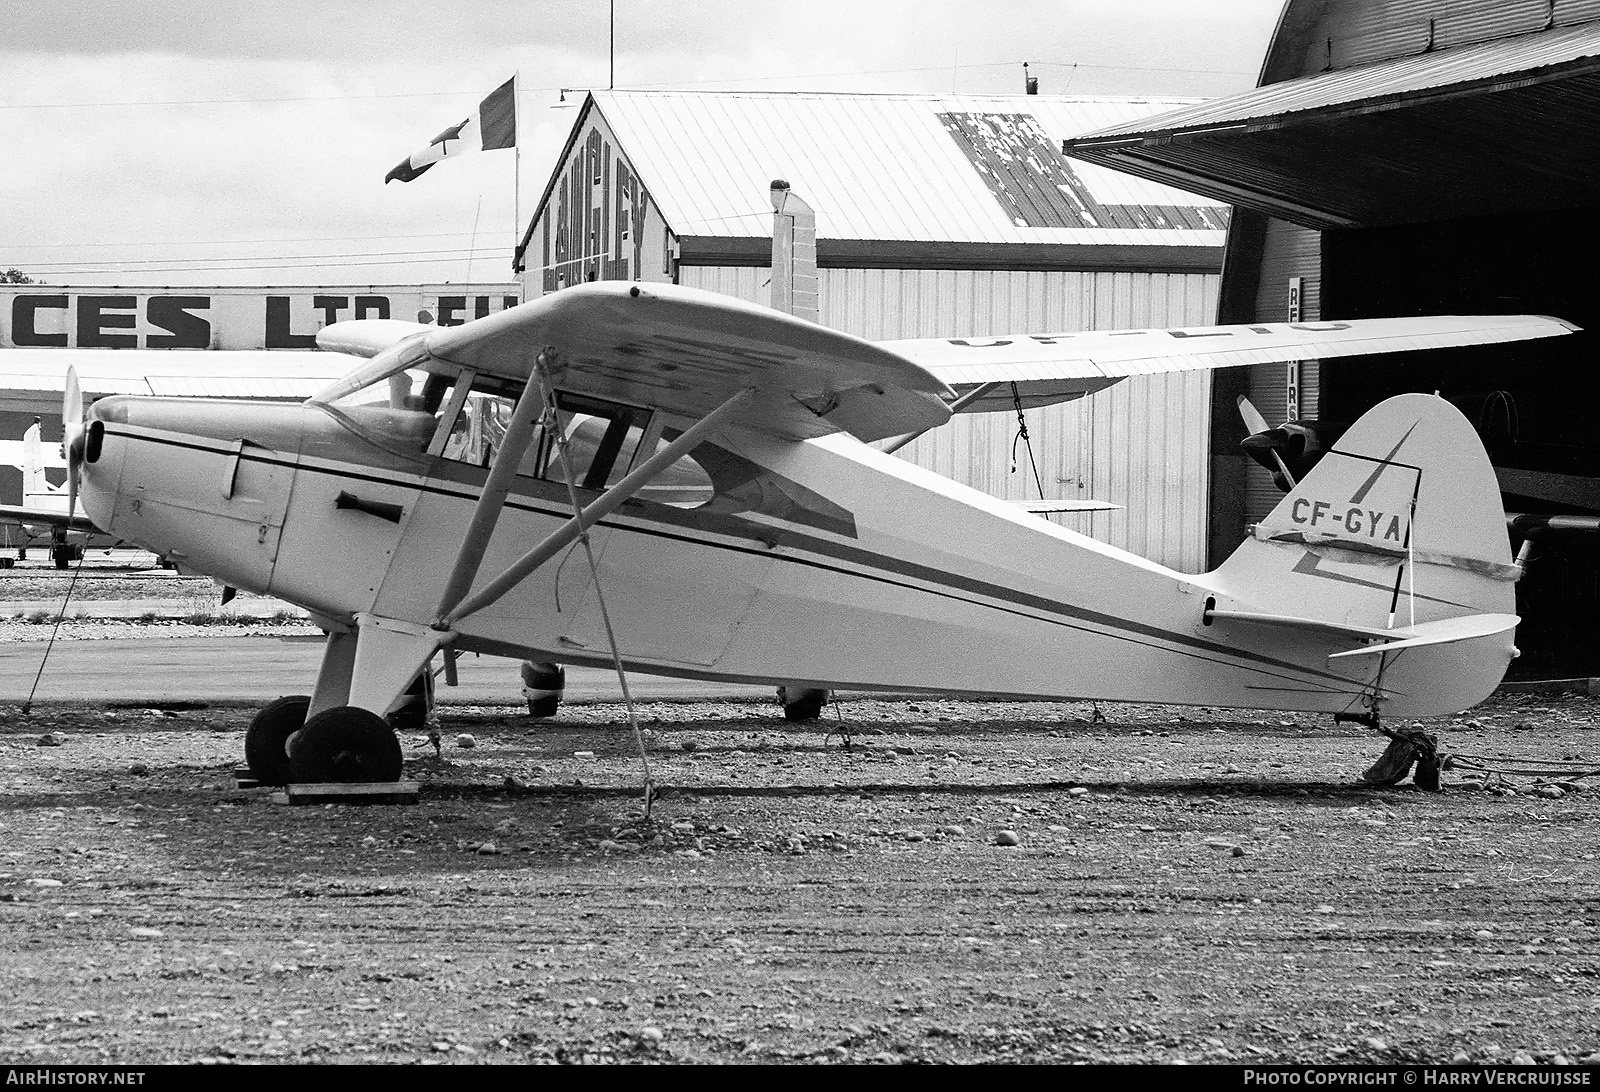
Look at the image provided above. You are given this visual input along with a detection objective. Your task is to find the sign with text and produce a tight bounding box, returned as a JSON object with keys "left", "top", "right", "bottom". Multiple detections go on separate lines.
{"left": 0, "top": 284, "right": 521, "bottom": 350}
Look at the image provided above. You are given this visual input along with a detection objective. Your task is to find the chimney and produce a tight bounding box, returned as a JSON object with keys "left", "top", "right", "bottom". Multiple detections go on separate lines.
{"left": 1024, "top": 61, "right": 1038, "bottom": 95}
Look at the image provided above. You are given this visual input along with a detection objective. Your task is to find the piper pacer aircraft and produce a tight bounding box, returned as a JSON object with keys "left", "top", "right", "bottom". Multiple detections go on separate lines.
{"left": 58, "top": 283, "right": 1574, "bottom": 784}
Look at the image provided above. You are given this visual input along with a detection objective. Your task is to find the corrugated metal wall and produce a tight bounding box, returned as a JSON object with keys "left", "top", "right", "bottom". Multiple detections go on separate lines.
{"left": 681, "top": 265, "right": 1220, "bottom": 571}
{"left": 1244, "top": 219, "right": 1322, "bottom": 524}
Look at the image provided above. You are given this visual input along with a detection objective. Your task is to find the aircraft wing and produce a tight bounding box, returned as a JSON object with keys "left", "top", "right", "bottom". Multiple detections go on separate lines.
{"left": 0, "top": 504, "right": 99, "bottom": 534}
{"left": 879, "top": 314, "right": 1580, "bottom": 412}
{"left": 320, "top": 282, "right": 953, "bottom": 443}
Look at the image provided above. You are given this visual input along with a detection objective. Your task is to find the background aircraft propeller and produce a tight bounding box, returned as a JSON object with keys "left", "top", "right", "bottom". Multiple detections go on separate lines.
{"left": 1236, "top": 394, "right": 1346, "bottom": 494}
{"left": 62, "top": 366, "right": 84, "bottom": 518}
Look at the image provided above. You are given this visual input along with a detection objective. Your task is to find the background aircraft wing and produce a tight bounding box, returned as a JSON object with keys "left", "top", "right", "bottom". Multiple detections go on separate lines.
{"left": 880, "top": 314, "right": 1579, "bottom": 412}
{"left": 323, "top": 282, "right": 953, "bottom": 443}
{"left": 0, "top": 349, "right": 355, "bottom": 402}
{"left": 0, "top": 504, "right": 99, "bottom": 534}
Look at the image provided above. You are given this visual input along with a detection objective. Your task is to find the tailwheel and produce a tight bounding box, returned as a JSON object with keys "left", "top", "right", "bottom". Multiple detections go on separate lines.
{"left": 288, "top": 706, "right": 403, "bottom": 784}
{"left": 244, "top": 694, "right": 310, "bottom": 786}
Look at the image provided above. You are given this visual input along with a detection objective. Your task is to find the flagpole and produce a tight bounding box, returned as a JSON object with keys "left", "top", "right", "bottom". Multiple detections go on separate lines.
{"left": 513, "top": 71, "right": 523, "bottom": 301}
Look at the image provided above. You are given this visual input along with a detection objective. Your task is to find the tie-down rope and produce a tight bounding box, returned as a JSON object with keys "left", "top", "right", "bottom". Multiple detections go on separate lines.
{"left": 535, "top": 361, "right": 656, "bottom": 820}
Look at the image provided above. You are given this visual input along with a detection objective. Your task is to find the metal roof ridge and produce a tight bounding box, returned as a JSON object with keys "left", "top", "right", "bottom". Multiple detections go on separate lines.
{"left": 594, "top": 88, "right": 1205, "bottom": 105}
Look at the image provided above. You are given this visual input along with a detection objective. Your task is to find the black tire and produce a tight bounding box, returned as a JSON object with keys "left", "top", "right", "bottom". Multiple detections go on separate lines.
{"left": 779, "top": 686, "right": 828, "bottom": 723}
{"left": 521, "top": 662, "right": 565, "bottom": 719}
{"left": 52, "top": 544, "right": 72, "bottom": 570}
{"left": 244, "top": 695, "right": 310, "bottom": 786}
{"left": 289, "top": 706, "right": 403, "bottom": 784}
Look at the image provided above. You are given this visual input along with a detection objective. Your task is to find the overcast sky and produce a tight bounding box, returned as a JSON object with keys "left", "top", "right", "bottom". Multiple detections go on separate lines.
{"left": 3, "top": 0, "right": 1282, "bottom": 288}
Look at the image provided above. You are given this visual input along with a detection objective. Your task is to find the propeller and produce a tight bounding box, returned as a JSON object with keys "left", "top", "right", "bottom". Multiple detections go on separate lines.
{"left": 62, "top": 366, "right": 85, "bottom": 519}
{"left": 1236, "top": 394, "right": 1297, "bottom": 491}
{"left": 1236, "top": 395, "right": 1351, "bottom": 494}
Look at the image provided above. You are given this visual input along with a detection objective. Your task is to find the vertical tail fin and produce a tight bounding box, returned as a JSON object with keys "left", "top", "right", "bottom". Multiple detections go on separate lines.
{"left": 769, "top": 180, "right": 819, "bottom": 324}
{"left": 1209, "top": 393, "right": 1518, "bottom": 715}
{"left": 22, "top": 418, "right": 51, "bottom": 502}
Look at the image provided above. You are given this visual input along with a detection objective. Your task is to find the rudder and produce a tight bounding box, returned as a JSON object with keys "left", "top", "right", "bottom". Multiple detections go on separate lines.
{"left": 1208, "top": 393, "right": 1518, "bottom": 716}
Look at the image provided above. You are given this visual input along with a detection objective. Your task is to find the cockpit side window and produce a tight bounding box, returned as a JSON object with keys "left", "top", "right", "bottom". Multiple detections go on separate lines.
{"left": 429, "top": 374, "right": 712, "bottom": 501}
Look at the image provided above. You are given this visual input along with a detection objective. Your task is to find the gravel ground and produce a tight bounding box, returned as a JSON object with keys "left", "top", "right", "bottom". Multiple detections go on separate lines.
{"left": 3, "top": 558, "right": 1599, "bottom": 1065}
{"left": 2, "top": 688, "right": 1598, "bottom": 1066}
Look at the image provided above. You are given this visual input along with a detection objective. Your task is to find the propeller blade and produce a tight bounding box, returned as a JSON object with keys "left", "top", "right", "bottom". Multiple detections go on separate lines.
{"left": 1236, "top": 394, "right": 1271, "bottom": 435}
{"left": 63, "top": 367, "right": 82, "bottom": 435}
{"left": 62, "top": 366, "right": 84, "bottom": 519}
{"left": 1235, "top": 394, "right": 1297, "bottom": 490}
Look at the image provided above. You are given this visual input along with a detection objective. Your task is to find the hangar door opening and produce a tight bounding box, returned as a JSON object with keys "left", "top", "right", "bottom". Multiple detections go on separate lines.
{"left": 1320, "top": 210, "right": 1600, "bottom": 678}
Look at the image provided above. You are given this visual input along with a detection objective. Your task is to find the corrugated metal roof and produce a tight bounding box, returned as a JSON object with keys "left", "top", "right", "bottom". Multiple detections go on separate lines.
{"left": 1069, "top": 21, "right": 1600, "bottom": 137}
{"left": 581, "top": 91, "right": 1229, "bottom": 247}
{"left": 1061, "top": 22, "right": 1600, "bottom": 229}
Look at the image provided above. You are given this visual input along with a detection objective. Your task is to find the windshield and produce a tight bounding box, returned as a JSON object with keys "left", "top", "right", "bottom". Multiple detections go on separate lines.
{"left": 322, "top": 366, "right": 453, "bottom": 454}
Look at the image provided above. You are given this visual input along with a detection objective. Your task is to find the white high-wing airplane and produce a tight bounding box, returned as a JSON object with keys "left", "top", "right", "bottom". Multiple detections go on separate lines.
{"left": 59, "top": 282, "right": 1573, "bottom": 785}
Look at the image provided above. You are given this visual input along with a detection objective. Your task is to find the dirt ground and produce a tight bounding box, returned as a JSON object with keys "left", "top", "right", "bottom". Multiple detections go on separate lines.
{"left": 2, "top": 684, "right": 1599, "bottom": 1066}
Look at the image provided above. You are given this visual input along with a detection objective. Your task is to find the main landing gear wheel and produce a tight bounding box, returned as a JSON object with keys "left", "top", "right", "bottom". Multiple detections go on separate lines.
{"left": 521, "top": 661, "right": 565, "bottom": 719}
{"left": 288, "top": 706, "right": 403, "bottom": 784}
{"left": 778, "top": 686, "right": 829, "bottom": 723}
{"left": 244, "top": 694, "right": 310, "bottom": 786}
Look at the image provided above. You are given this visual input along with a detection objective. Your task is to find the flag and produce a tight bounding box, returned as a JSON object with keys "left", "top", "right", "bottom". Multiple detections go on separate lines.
{"left": 385, "top": 77, "right": 517, "bottom": 184}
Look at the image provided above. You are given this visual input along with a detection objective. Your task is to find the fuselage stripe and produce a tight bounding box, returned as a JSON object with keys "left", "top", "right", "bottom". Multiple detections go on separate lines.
{"left": 101, "top": 426, "right": 1370, "bottom": 693}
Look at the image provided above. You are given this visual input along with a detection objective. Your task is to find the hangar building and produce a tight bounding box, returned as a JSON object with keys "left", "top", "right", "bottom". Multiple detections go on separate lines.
{"left": 514, "top": 91, "right": 1231, "bottom": 571}
{"left": 1062, "top": 1, "right": 1600, "bottom": 672}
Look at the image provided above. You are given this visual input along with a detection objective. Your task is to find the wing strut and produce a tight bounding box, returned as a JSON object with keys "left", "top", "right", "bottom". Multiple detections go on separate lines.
{"left": 437, "top": 383, "right": 757, "bottom": 628}
{"left": 434, "top": 352, "right": 554, "bottom": 624}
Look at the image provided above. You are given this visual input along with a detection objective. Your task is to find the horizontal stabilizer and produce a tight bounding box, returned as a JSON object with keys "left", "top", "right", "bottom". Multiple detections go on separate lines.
{"left": 1016, "top": 498, "right": 1121, "bottom": 513}
{"left": 1207, "top": 606, "right": 1519, "bottom": 659}
{"left": 1327, "top": 613, "right": 1520, "bottom": 660}
{"left": 1204, "top": 607, "right": 1407, "bottom": 643}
